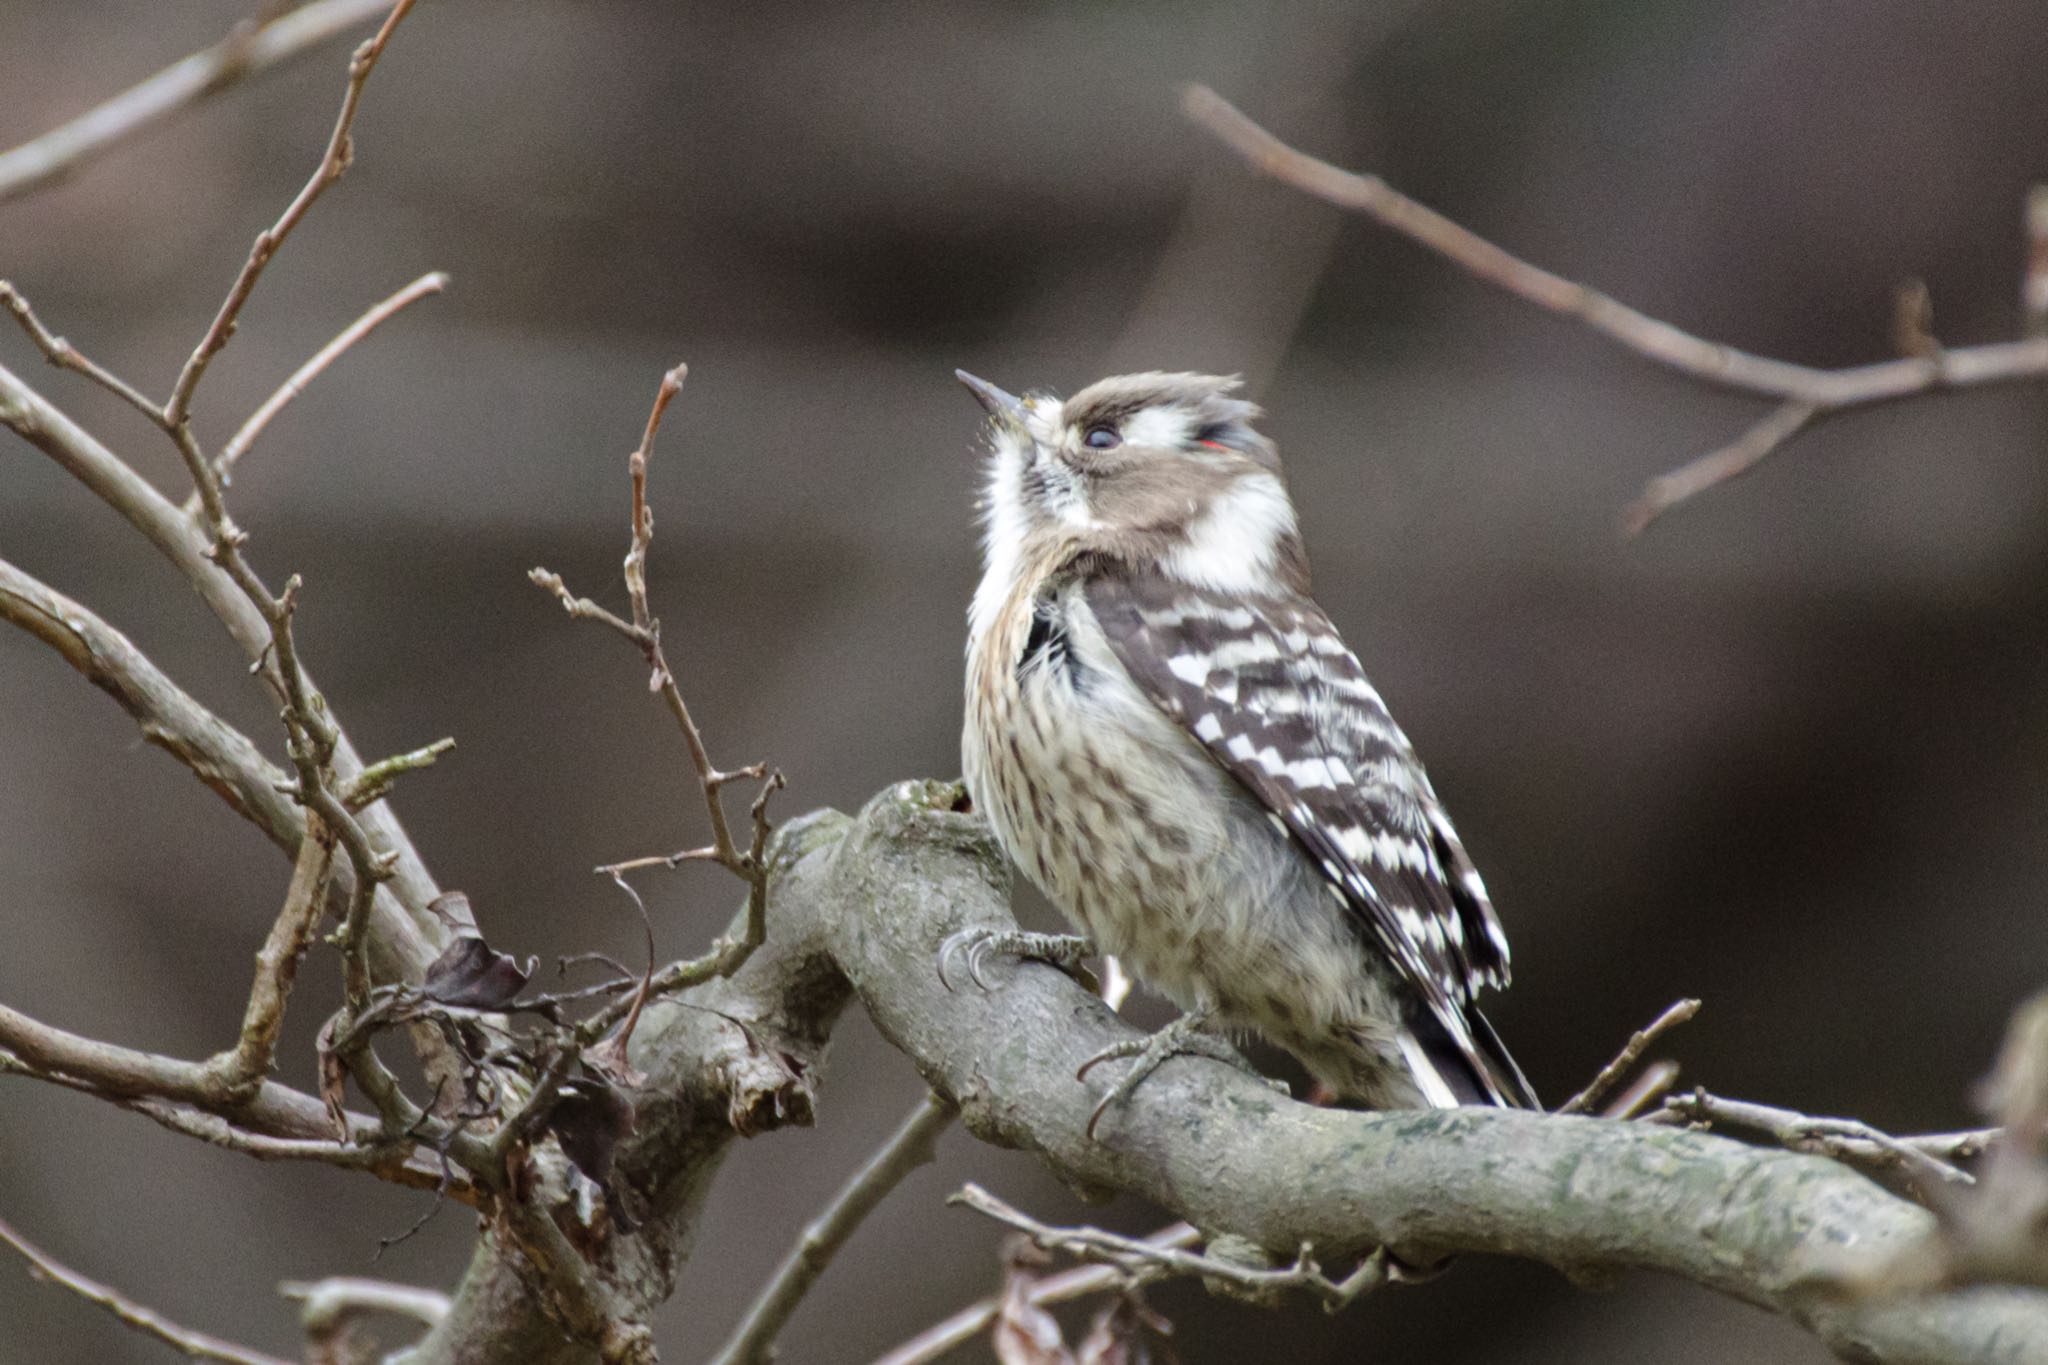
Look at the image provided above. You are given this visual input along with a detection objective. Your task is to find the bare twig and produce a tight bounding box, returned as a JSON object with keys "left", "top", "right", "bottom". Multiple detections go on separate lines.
{"left": 586, "top": 872, "right": 659, "bottom": 1079}
{"left": 711, "top": 1092, "right": 956, "bottom": 1365}
{"left": 1557, "top": 997, "right": 1700, "bottom": 1116}
{"left": 0, "top": 555, "right": 292, "bottom": 838}
{"left": 166, "top": 0, "right": 419, "bottom": 432}
{"left": 0, "top": 0, "right": 395, "bottom": 205}
{"left": 1651, "top": 1089, "right": 1983, "bottom": 1200}
{"left": 283, "top": 1275, "right": 450, "bottom": 1334}
{"left": 952, "top": 1183, "right": 1385, "bottom": 1313}
{"left": 1594, "top": 1059, "right": 1682, "bottom": 1122}
{"left": 1827, "top": 994, "right": 2048, "bottom": 1294}
{"left": 204, "top": 814, "right": 339, "bottom": 1097}
{"left": 532, "top": 365, "right": 784, "bottom": 987}
{"left": 342, "top": 736, "right": 457, "bottom": 812}
{"left": 0, "top": 1211, "right": 292, "bottom": 1365}
{"left": 119, "top": 1096, "right": 472, "bottom": 1199}
{"left": 1619, "top": 403, "right": 1820, "bottom": 535}
{"left": 870, "top": 1224, "right": 1199, "bottom": 1365}
{"left": 207, "top": 269, "right": 449, "bottom": 493}
{"left": 0, "top": 982, "right": 476, "bottom": 1203}
{"left": 0, "top": 358, "right": 446, "bottom": 941}
{"left": 1183, "top": 84, "right": 2048, "bottom": 531}
{"left": 1, "top": 280, "right": 167, "bottom": 423}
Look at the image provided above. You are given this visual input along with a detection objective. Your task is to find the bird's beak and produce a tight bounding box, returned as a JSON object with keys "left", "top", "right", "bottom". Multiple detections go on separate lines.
{"left": 955, "top": 370, "right": 1026, "bottom": 425}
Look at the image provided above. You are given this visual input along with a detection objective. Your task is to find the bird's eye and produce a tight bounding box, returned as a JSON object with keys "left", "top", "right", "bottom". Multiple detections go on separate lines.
{"left": 1082, "top": 425, "right": 1121, "bottom": 450}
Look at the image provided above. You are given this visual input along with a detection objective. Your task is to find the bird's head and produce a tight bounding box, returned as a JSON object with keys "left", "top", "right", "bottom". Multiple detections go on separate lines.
{"left": 956, "top": 369, "right": 1309, "bottom": 601}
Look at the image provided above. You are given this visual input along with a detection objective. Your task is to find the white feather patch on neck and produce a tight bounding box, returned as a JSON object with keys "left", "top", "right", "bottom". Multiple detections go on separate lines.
{"left": 970, "top": 424, "right": 1034, "bottom": 643}
{"left": 1160, "top": 471, "right": 1298, "bottom": 594}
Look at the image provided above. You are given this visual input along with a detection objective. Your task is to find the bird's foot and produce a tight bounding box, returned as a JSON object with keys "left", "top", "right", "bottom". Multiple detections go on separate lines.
{"left": 937, "top": 926, "right": 1094, "bottom": 993}
{"left": 1077, "top": 1012, "right": 1278, "bottom": 1138}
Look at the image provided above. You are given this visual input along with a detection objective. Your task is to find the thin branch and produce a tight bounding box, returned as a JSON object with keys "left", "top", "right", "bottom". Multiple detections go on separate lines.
{"left": 1557, "top": 997, "right": 1701, "bottom": 1116}
{"left": 0, "top": 279, "right": 168, "bottom": 423}
{"left": 1620, "top": 403, "right": 1819, "bottom": 536}
{"left": 0, "top": 988, "right": 476, "bottom": 1201}
{"left": 93, "top": 0, "right": 432, "bottom": 1030}
{"left": 1651, "top": 1089, "right": 1982, "bottom": 1199}
{"left": 0, "top": 0, "right": 394, "bottom": 205}
{"left": 1182, "top": 85, "right": 2048, "bottom": 530}
{"left": 119, "top": 1096, "right": 473, "bottom": 1200}
{"left": 204, "top": 813, "right": 339, "bottom": 1097}
{"left": 531, "top": 365, "right": 783, "bottom": 987}
{"left": 342, "top": 736, "right": 457, "bottom": 812}
{"left": 869, "top": 1225, "right": 1199, "bottom": 1365}
{"left": 165, "top": 0, "right": 419, "bottom": 432}
{"left": 1182, "top": 84, "right": 1825, "bottom": 399}
{"left": 282, "top": 1275, "right": 450, "bottom": 1332}
{"left": 207, "top": 269, "right": 449, "bottom": 492}
{"left": 0, "top": 361, "right": 447, "bottom": 966}
{"left": 951, "top": 1183, "right": 1385, "bottom": 1312}
{"left": 710, "top": 1092, "right": 956, "bottom": 1365}
{"left": 586, "top": 872, "right": 659, "bottom": 1078}
{"left": 0, "top": 1211, "right": 292, "bottom": 1365}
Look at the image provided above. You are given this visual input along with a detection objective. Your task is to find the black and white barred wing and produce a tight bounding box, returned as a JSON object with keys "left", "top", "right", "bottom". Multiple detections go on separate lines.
{"left": 1086, "top": 570, "right": 1534, "bottom": 1107}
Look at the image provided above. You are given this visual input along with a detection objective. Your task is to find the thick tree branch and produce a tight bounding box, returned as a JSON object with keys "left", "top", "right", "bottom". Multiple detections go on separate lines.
{"left": 395, "top": 813, "right": 858, "bottom": 1365}
{"left": 0, "top": 0, "right": 395, "bottom": 205}
{"left": 408, "top": 784, "right": 2048, "bottom": 1364}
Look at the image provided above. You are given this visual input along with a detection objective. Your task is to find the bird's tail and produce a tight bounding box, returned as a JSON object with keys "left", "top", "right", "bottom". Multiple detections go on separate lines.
{"left": 1399, "top": 1007, "right": 1539, "bottom": 1109}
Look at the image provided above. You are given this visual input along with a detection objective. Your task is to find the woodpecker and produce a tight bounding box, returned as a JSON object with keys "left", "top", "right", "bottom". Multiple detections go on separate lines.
{"left": 949, "top": 370, "right": 1536, "bottom": 1135}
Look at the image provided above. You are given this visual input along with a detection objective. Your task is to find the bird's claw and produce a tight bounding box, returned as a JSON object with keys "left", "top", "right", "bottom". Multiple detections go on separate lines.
{"left": 937, "top": 927, "right": 1093, "bottom": 993}
{"left": 1078, "top": 1012, "right": 1275, "bottom": 1139}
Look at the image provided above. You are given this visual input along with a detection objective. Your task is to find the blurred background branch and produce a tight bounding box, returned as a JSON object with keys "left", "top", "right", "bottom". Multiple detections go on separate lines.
{"left": 1184, "top": 84, "right": 2048, "bottom": 533}
{"left": 0, "top": 0, "right": 393, "bottom": 204}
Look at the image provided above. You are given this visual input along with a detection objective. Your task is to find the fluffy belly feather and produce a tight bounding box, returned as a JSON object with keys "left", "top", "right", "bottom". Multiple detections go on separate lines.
{"left": 963, "top": 611, "right": 1377, "bottom": 1046}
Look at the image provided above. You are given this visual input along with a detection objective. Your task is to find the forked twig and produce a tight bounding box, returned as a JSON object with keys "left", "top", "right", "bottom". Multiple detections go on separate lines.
{"left": 532, "top": 365, "right": 784, "bottom": 996}
{"left": 1650, "top": 1088, "right": 1989, "bottom": 1198}
{"left": 208, "top": 269, "right": 450, "bottom": 493}
{"left": 166, "top": 0, "right": 420, "bottom": 436}
{"left": 952, "top": 1183, "right": 1384, "bottom": 1313}
{"left": 1558, "top": 997, "right": 1700, "bottom": 1116}
{"left": 1183, "top": 84, "right": 2048, "bottom": 531}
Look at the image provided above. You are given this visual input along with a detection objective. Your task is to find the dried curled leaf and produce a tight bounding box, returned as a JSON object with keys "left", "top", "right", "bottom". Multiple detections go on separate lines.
{"left": 993, "top": 1239, "right": 1075, "bottom": 1365}
{"left": 423, "top": 889, "right": 482, "bottom": 933}
{"left": 1078, "top": 1295, "right": 1177, "bottom": 1365}
{"left": 546, "top": 1074, "right": 636, "bottom": 1188}
{"left": 421, "top": 930, "right": 535, "bottom": 1009}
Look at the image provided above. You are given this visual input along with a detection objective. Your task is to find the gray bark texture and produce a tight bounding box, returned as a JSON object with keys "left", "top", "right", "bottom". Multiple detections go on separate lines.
{"left": 397, "top": 781, "right": 2047, "bottom": 1365}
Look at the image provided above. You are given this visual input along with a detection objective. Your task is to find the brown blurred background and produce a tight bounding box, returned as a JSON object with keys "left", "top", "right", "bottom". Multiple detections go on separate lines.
{"left": 3, "top": 1, "right": 2046, "bottom": 1361}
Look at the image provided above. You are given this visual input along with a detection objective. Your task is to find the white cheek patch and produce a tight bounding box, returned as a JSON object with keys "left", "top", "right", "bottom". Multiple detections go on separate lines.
{"left": 1120, "top": 405, "right": 1194, "bottom": 450}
